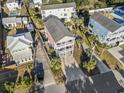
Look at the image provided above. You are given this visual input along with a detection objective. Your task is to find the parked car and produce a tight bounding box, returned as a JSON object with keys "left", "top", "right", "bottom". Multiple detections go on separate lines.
{"left": 35, "top": 63, "right": 44, "bottom": 82}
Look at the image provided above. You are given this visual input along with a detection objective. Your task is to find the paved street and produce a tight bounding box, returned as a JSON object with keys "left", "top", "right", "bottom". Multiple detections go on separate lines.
{"left": 45, "top": 84, "right": 66, "bottom": 93}
{"left": 35, "top": 39, "right": 55, "bottom": 87}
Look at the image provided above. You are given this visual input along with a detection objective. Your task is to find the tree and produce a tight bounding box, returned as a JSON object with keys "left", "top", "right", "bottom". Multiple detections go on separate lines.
{"left": 65, "top": 21, "right": 73, "bottom": 27}
{"left": 29, "top": 8, "right": 38, "bottom": 17}
{"left": 50, "top": 58, "right": 61, "bottom": 71}
{"left": 83, "top": 60, "right": 97, "bottom": 72}
{"left": 106, "top": 0, "right": 115, "bottom": 6}
{"left": 3, "top": 82, "right": 14, "bottom": 93}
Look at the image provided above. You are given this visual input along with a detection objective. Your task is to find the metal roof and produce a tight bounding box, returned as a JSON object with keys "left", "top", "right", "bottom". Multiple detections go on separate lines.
{"left": 7, "top": 32, "right": 33, "bottom": 50}
{"left": 41, "top": 2, "right": 76, "bottom": 10}
{"left": 45, "top": 15, "right": 74, "bottom": 43}
{"left": 91, "top": 12, "right": 121, "bottom": 32}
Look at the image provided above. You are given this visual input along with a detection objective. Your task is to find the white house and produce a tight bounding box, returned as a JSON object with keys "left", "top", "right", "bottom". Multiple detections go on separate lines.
{"left": 2, "top": 17, "right": 28, "bottom": 29}
{"left": 7, "top": 32, "right": 33, "bottom": 64}
{"left": 45, "top": 16, "right": 75, "bottom": 57}
{"left": 41, "top": 2, "right": 76, "bottom": 20}
{"left": 33, "top": 0, "right": 42, "bottom": 4}
{"left": 6, "top": 0, "right": 21, "bottom": 11}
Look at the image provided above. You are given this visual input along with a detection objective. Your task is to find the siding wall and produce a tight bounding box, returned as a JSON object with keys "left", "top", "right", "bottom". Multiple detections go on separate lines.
{"left": 89, "top": 19, "right": 109, "bottom": 42}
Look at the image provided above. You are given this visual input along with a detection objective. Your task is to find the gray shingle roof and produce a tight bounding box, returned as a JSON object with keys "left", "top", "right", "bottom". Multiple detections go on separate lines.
{"left": 45, "top": 16, "right": 73, "bottom": 43}
{"left": 41, "top": 2, "right": 76, "bottom": 10}
{"left": 91, "top": 71, "right": 123, "bottom": 93}
{"left": 91, "top": 12, "right": 121, "bottom": 32}
{"left": 66, "top": 71, "right": 123, "bottom": 93}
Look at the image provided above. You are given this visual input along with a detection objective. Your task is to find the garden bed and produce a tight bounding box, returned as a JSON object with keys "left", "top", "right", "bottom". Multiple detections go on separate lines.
{"left": 46, "top": 47, "right": 65, "bottom": 84}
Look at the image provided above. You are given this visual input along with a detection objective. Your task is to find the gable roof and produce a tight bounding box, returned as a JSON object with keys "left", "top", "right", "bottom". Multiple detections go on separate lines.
{"left": 91, "top": 71, "right": 123, "bottom": 93}
{"left": 41, "top": 2, "right": 76, "bottom": 10}
{"left": 7, "top": 32, "right": 33, "bottom": 50}
{"left": 45, "top": 16, "right": 74, "bottom": 43}
{"left": 91, "top": 12, "right": 121, "bottom": 32}
{"left": 67, "top": 71, "right": 123, "bottom": 93}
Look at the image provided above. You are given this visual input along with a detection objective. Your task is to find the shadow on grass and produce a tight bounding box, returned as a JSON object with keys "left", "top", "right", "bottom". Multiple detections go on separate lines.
{"left": 0, "top": 68, "right": 18, "bottom": 92}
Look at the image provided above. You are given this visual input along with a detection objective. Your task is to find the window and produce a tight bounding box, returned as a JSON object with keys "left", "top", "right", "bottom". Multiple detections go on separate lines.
{"left": 57, "top": 43, "right": 61, "bottom": 45}
{"left": 42, "top": 11, "right": 45, "bottom": 14}
{"left": 25, "top": 58, "right": 27, "bottom": 61}
{"left": 89, "top": 24, "right": 93, "bottom": 28}
{"left": 68, "top": 40, "right": 72, "bottom": 42}
{"left": 64, "top": 13, "right": 67, "bottom": 16}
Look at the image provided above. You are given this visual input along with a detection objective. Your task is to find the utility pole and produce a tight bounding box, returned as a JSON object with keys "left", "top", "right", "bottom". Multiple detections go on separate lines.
{"left": 90, "top": 42, "right": 96, "bottom": 62}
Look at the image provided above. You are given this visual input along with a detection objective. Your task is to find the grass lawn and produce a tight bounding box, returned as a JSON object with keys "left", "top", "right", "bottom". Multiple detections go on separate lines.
{"left": 120, "top": 44, "right": 124, "bottom": 49}
{"left": 14, "top": 87, "right": 29, "bottom": 93}
{"left": 73, "top": 43, "right": 82, "bottom": 64}
{"left": 7, "top": 29, "right": 17, "bottom": 36}
{"left": 101, "top": 50, "right": 123, "bottom": 70}
{"left": 2, "top": 6, "right": 9, "bottom": 17}
{"left": 20, "top": 6, "right": 29, "bottom": 16}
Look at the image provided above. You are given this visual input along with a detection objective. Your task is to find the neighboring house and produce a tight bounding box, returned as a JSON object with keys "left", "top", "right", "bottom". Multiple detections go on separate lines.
{"left": 29, "top": 0, "right": 42, "bottom": 7}
{"left": 112, "top": 6, "right": 124, "bottom": 25}
{"left": 112, "top": 6, "right": 124, "bottom": 20}
{"left": 7, "top": 32, "right": 33, "bottom": 64}
{"left": 88, "top": 12, "right": 124, "bottom": 46}
{"left": 108, "top": 46, "right": 124, "bottom": 68}
{"left": 27, "top": 23, "right": 34, "bottom": 32}
{"left": 2, "top": 17, "right": 28, "bottom": 29}
{"left": 41, "top": 2, "right": 76, "bottom": 20}
{"left": 45, "top": 16, "right": 75, "bottom": 57}
{"left": 6, "top": 0, "right": 21, "bottom": 11}
{"left": 33, "top": 0, "right": 42, "bottom": 4}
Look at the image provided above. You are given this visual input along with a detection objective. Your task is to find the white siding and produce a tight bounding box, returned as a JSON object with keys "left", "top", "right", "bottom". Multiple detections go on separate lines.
{"left": 41, "top": 7, "right": 76, "bottom": 20}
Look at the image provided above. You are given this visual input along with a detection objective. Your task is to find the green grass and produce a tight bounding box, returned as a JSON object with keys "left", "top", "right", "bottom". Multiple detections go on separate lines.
{"left": 120, "top": 44, "right": 124, "bottom": 49}
{"left": 101, "top": 50, "right": 123, "bottom": 70}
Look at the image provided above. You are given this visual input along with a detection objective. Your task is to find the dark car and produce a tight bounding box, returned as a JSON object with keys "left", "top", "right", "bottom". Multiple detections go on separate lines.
{"left": 35, "top": 63, "right": 44, "bottom": 82}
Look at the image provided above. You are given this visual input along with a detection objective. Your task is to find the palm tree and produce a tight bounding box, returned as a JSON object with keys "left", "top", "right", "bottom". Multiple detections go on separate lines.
{"left": 50, "top": 58, "right": 61, "bottom": 71}
{"left": 83, "top": 60, "right": 97, "bottom": 72}
{"left": 3, "top": 82, "right": 14, "bottom": 93}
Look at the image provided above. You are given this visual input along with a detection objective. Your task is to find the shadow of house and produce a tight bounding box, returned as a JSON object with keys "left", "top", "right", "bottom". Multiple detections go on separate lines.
{"left": 0, "top": 68, "right": 18, "bottom": 92}
{"left": 64, "top": 64, "right": 124, "bottom": 93}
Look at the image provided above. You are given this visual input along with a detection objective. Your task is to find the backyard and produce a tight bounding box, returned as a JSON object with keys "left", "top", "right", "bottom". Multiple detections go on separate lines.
{"left": 2, "top": 63, "right": 34, "bottom": 93}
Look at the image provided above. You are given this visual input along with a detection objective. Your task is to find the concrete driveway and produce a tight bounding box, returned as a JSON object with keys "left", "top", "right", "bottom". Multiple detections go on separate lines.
{"left": 35, "top": 40, "right": 55, "bottom": 87}
{"left": 61, "top": 55, "right": 87, "bottom": 82}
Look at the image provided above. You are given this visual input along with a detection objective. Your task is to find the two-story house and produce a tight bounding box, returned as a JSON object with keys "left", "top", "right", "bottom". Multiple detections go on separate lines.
{"left": 45, "top": 16, "right": 75, "bottom": 57}
{"left": 2, "top": 17, "right": 28, "bottom": 29}
{"left": 29, "top": 0, "right": 42, "bottom": 7}
{"left": 6, "top": 0, "right": 21, "bottom": 11}
{"left": 88, "top": 12, "right": 124, "bottom": 46}
{"left": 7, "top": 32, "right": 33, "bottom": 64}
{"left": 41, "top": 2, "right": 76, "bottom": 21}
